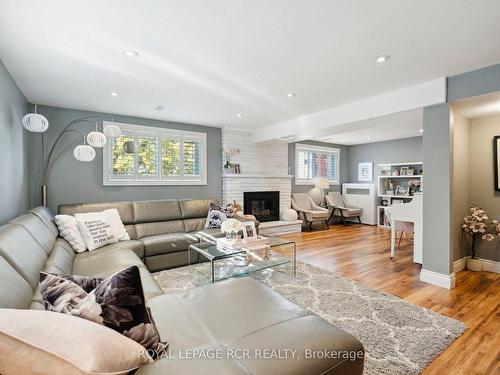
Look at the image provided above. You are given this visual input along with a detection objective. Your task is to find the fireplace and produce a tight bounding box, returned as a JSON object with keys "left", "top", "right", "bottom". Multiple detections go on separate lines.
{"left": 243, "top": 191, "right": 280, "bottom": 222}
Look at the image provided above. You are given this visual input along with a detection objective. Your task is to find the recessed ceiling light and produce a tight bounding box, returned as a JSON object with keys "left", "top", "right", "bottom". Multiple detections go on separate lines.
{"left": 367, "top": 137, "right": 371, "bottom": 141}
{"left": 286, "top": 92, "right": 296, "bottom": 98}
{"left": 109, "top": 91, "right": 118, "bottom": 97}
{"left": 375, "top": 55, "right": 391, "bottom": 64}
{"left": 154, "top": 105, "right": 165, "bottom": 111}
{"left": 419, "top": 129, "right": 424, "bottom": 133}
{"left": 123, "top": 50, "right": 139, "bottom": 58}
{"left": 236, "top": 113, "right": 243, "bottom": 118}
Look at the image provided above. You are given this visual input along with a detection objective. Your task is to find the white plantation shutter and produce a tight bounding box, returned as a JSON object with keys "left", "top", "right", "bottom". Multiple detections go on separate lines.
{"left": 182, "top": 140, "right": 202, "bottom": 176}
{"left": 162, "top": 138, "right": 181, "bottom": 176}
{"left": 295, "top": 144, "right": 340, "bottom": 184}
{"left": 103, "top": 122, "right": 206, "bottom": 185}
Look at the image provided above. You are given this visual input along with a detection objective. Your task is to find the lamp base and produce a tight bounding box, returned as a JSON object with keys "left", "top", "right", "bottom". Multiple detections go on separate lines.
{"left": 42, "top": 184, "right": 47, "bottom": 207}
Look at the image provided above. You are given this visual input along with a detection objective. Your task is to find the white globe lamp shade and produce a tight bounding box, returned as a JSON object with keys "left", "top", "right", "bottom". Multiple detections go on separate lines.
{"left": 73, "top": 145, "right": 96, "bottom": 162}
{"left": 22, "top": 113, "right": 49, "bottom": 132}
{"left": 103, "top": 124, "right": 121, "bottom": 139}
{"left": 87, "top": 131, "right": 107, "bottom": 147}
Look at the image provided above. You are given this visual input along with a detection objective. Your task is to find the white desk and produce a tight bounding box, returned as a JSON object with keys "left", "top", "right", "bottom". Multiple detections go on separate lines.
{"left": 388, "top": 194, "right": 423, "bottom": 264}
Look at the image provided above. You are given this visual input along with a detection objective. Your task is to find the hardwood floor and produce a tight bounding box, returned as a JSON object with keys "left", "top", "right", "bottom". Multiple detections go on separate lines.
{"left": 280, "top": 223, "right": 499, "bottom": 375}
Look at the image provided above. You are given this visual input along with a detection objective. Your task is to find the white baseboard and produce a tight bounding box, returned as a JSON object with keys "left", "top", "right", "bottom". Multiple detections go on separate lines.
{"left": 453, "top": 256, "right": 500, "bottom": 273}
{"left": 420, "top": 269, "right": 456, "bottom": 289}
{"left": 453, "top": 257, "right": 467, "bottom": 273}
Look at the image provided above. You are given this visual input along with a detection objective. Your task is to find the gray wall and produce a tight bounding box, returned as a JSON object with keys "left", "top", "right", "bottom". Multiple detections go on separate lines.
{"left": 288, "top": 140, "right": 349, "bottom": 204}
{"left": 347, "top": 137, "right": 422, "bottom": 184}
{"left": 0, "top": 60, "right": 30, "bottom": 223}
{"left": 451, "top": 113, "right": 470, "bottom": 262}
{"left": 466, "top": 114, "right": 500, "bottom": 262}
{"left": 423, "top": 103, "right": 452, "bottom": 275}
{"left": 29, "top": 106, "right": 222, "bottom": 213}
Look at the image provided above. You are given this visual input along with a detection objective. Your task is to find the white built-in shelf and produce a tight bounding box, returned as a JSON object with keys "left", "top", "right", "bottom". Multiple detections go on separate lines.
{"left": 221, "top": 174, "right": 293, "bottom": 178}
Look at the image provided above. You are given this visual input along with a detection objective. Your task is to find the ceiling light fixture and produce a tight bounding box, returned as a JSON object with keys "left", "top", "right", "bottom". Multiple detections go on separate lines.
{"left": 123, "top": 50, "right": 139, "bottom": 58}
{"left": 419, "top": 129, "right": 424, "bottom": 133}
{"left": 286, "top": 92, "right": 296, "bottom": 98}
{"left": 367, "top": 137, "right": 371, "bottom": 141}
{"left": 375, "top": 55, "right": 391, "bottom": 64}
{"left": 109, "top": 91, "right": 118, "bottom": 97}
{"left": 154, "top": 105, "right": 165, "bottom": 111}
{"left": 236, "top": 113, "right": 243, "bottom": 118}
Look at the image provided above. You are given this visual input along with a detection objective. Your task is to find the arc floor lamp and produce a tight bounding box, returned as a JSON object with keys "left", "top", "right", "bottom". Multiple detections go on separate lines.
{"left": 22, "top": 105, "right": 122, "bottom": 206}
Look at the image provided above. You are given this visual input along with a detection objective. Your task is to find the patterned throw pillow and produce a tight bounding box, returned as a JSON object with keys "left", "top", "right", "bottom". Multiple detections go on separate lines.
{"left": 40, "top": 266, "right": 167, "bottom": 358}
{"left": 205, "top": 202, "right": 235, "bottom": 229}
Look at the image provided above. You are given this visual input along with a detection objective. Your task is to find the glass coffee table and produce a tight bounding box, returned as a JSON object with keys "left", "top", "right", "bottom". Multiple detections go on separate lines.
{"left": 188, "top": 237, "right": 296, "bottom": 283}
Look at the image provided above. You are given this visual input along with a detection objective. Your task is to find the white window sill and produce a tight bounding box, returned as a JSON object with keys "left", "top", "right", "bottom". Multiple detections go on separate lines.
{"left": 103, "top": 179, "right": 207, "bottom": 186}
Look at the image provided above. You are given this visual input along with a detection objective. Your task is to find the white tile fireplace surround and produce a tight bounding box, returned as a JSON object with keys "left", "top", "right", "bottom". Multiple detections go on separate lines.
{"left": 222, "top": 129, "right": 302, "bottom": 234}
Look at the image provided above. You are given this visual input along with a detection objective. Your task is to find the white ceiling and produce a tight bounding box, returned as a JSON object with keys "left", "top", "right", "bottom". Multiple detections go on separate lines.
{"left": 1, "top": 0, "right": 500, "bottom": 142}
{"left": 452, "top": 92, "right": 500, "bottom": 119}
{"left": 315, "top": 109, "right": 423, "bottom": 146}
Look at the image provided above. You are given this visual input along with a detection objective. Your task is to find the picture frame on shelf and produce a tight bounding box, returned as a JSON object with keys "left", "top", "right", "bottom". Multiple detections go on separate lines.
{"left": 234, "top": 164, "right": 241, "bottom": 174}
{"left": 358, "top": 162, "right": 373, "bottom": 181}
{"left": 400, "top": 166, "right": 409, "bottom": 175}
{"left": 380, "top": 166, "right": 391, "bottom": 176}
{"left": 406, "top": 168, "right": 415, "bottom": 176}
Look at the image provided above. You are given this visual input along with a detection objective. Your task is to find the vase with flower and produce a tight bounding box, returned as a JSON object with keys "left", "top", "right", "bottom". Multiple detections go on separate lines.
{"left": 220, "top": 218, "right": 243, "bottom": 244}
{"left": 461, "top": 205, "right": 499, "bottom": 271}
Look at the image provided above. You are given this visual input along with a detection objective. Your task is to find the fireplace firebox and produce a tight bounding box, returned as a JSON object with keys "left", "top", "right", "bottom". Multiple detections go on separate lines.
{"left": 243, "top": 191, "right": 280, "bottom": 222}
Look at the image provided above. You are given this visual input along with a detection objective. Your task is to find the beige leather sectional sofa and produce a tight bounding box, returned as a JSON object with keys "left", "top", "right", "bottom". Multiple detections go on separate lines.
{"left": 0, "top": 199, "right": 364, "bottom": 374}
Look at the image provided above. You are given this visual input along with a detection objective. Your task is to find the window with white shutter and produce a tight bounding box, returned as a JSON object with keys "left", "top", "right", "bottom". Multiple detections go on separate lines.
{"left": 295, "top": 144, "right": 340, "bottom": 184}
{"left": 103, "top": 122, "right": 207, "bottom": 185}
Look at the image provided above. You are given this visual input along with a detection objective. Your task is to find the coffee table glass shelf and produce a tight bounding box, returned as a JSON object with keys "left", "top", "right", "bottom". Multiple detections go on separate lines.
{"left": 188, "top": 236, "right": 296, "bottom": 283}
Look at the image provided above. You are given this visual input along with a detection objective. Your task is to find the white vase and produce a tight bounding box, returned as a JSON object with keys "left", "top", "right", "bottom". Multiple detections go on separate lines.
{"left": 466, "top": 258, "right": 483, "bottom": 272}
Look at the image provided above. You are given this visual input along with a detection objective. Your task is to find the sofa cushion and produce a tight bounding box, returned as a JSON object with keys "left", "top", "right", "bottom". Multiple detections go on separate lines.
{"left": 136, "top": 342, "right": 251, "bottom": 375}
{"left": 146, "top": 278, "right": 364, "bottom": 375}
{"left": 0, "top": 256, "right": 33, "bottom": 309}
{"left": 43, "top": 238, "right": 76, "bottom": 275}
{"left": 183, "top": 218, "right": 206, "bottom": 233}
{"left": 73, "top": 248, "right": 144, "bottom": 277}
{"left": 30, "top": 207, "right": 59, "bottom": 237}
{"left": 9, "top": 213, "right": 57, "bottom": 255}
{"left": 72, "top": 248, "right": 162, "bottom": 300}
{"left": 0, "top": 224, "right": 48, "bottom": 289}
{"left": 179, "top": 198, "right": 216, "bottom": 219}
{"left": 133, "top": 200, "right": 182, "bottom": 223}
{"left": 59, "top": 201, "right": 135, "bottom": 225}
{"left": 140, "top": 233, "right": 199, "bottom": 257}
{"left": 0, "top": 309, "right": 153, "bottom": 375}
{"left": 135, "top": 220, "right": 185, "bottom": 239}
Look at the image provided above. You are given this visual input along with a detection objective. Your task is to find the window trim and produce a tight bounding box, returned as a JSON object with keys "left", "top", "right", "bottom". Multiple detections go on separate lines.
{"left": 102, "top": 121, "right": 207, "bottom": 186}
{"left": 294, "top": 143, "right": 340, "bottom": 185}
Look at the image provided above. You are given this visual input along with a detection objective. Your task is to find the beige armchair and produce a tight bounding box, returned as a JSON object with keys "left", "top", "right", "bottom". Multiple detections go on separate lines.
{"left": 291, "top": 193, "right": 330, "bottom": 230}
{"left": 326, "top": 191, "right": 362, "bottom": 224}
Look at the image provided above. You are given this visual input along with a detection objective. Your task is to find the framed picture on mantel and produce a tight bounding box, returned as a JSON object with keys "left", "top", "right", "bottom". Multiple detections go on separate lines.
{"left": 494, "top": 136, "right": 500, "bottom": 191}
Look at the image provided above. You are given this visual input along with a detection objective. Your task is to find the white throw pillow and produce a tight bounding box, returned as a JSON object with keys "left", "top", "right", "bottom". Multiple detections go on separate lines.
{"left": 75, "top": 209, "right": 130, "bottom": 251}
{"left": 54, "top": 215, "right": 87, "bottom": 253}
